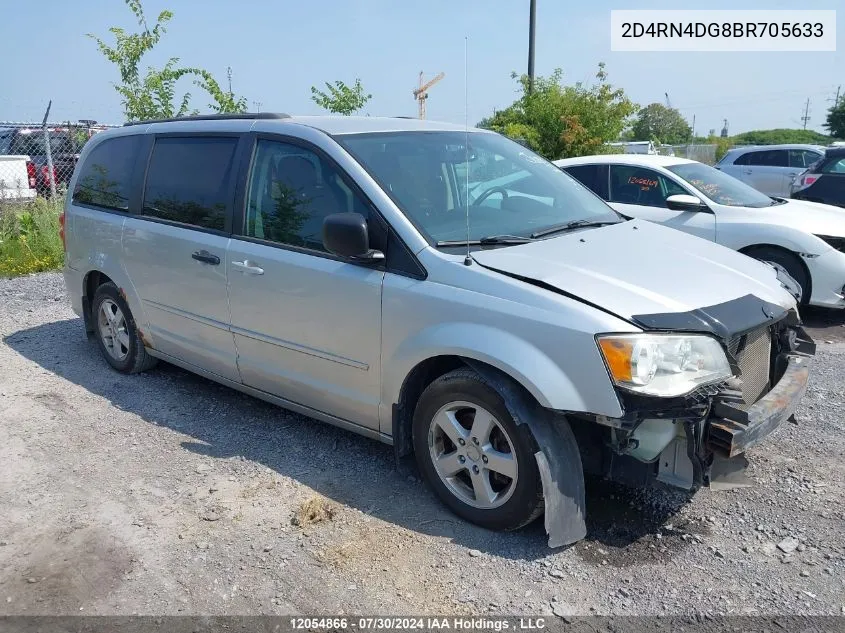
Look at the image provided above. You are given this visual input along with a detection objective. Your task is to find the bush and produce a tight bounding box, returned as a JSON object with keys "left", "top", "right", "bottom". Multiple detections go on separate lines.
{"left": 0, "top": 196, "right": 65, "bottom": 277}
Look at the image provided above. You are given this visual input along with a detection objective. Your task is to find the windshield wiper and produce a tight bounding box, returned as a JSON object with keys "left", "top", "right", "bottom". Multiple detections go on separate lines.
{"left": 530, "top": 219, "right": 620, "bottom": 239}
{"left": 436, "top": 234, "right": 535, "bottom": 247}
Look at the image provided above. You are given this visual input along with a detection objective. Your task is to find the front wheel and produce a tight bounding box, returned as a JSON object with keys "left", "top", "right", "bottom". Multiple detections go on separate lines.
{"left": 412, "top": 369, "right": 544, "bottom": 531}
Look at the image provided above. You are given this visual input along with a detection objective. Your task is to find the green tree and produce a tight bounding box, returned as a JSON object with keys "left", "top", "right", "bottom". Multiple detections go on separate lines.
{"left": 631, "top": 103, "right": 692, "bottom": 145}
{"left": 310, "top": 79, "right": 372, "bottom": 115}
{"left": 194, "top": 70, "right": 247, "bottom": 114}
{"left": 731, "top": 128, "right": 837, "bottom": 145}
{"left": 89, "top": 0, "right": 246, "bottom": 121}
{"left": 824, "top": 102, "right": 845, "bottom": 139}
{"left": 479, "top": 64, "right": 636, "bottom": 160}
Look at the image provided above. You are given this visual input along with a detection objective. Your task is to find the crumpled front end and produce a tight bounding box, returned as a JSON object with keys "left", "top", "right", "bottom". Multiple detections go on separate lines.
{"left": 573, "top": 306, "right": 815, "bottom": 493}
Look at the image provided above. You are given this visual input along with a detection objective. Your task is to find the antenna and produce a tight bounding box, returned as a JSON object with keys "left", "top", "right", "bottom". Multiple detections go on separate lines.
{"left": 463, "top": 36, "right": 472, "bottom": 267}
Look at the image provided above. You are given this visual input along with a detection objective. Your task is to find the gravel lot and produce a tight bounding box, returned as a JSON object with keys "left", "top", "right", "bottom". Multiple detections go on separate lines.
{"left": 0, "top": 273, "right": 843, "bottom": 617}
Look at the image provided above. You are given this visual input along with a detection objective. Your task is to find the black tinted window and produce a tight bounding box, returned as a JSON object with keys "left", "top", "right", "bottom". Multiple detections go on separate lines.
{"left": 72, "top": 135, "right": 142, "bottom": 211}
{"left": 245, "top": 140, "right": 368, "bottom": 251}
{"left": 563, "top": 164, "right": 607, "bottom": 199}
{"left": 143, "top": 137, "right": 238, "bottom": 231}
{"left": 747, "top": 150, "right": 788, "bottom": 167}
{"left": 789, "top": 149, "right": 822, "bottom": 168}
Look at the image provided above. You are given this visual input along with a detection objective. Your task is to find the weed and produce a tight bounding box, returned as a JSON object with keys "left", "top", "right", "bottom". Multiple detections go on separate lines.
{"left": 0, "top": 196, "right": 65, "bottom": 277}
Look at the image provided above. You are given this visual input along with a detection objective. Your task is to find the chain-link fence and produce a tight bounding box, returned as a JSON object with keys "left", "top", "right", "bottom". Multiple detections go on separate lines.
{"left": 655, "top": 144, "right": 718, "bottom": 164}
{"left": 0, "top": 120, "right": 118, "bottom": 207}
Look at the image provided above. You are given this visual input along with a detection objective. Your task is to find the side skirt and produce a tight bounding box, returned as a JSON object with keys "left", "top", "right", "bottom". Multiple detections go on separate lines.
{"left": 145, "top": 348, "right": 392, "bottom": 446}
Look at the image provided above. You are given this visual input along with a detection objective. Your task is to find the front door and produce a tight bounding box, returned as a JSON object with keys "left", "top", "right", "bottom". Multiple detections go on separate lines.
{"left": 227, "top": 137, "right": 383, "bottom": 430}
{"left": 607, "top": 164, "right": 716, "bottom": 241}
{"left": 121, "top": 135, "right": 242, "bottom": 382}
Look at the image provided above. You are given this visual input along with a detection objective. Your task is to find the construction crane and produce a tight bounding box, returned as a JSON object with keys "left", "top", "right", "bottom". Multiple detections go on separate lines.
{"left": 413, "top": 71, "right": 445, "bottom": 119}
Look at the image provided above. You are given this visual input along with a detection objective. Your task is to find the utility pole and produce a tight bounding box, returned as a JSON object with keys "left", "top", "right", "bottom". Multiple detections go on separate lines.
{"left": 253, "top": 101, "right": 262, "bottom": 113}
{"left": 833, "top": 85, "right": 842, "bottom": 108}
{"left": 801, "top": 98, "right": 811, "bottom": 130}
{"left": 227, "top": 66, "right": 233, "bottom": 97}
{"left": 527, "top": 0, "right": 536, "bottom": 94}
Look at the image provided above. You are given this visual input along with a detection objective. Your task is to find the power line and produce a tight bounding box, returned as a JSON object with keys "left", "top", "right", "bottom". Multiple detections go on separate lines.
{"left": 675, "top": 86, "right": 836, "bottom": 111}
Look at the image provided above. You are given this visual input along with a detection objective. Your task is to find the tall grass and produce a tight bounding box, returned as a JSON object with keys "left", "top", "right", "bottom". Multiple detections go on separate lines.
{"left": 0, "top": 196, "right": 65, "bottom": 277}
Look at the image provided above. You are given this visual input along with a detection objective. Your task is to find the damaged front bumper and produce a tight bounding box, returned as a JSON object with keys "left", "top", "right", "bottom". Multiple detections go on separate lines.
{"left": 579, "top": 319, "right": 816, "bottom": 493}
{"left": 708, "top": 353, "right": 810, "bottom": 458}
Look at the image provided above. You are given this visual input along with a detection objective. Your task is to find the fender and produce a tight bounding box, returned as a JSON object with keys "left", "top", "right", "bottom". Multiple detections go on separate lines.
{"left": 719, "top": 222, "right": 832, "bottom": 258}
{"left": 466, "top": 362, "right": 587, "bottom": 548}
{"left": 382, "top": 322, "right": 624, "bottom": 434}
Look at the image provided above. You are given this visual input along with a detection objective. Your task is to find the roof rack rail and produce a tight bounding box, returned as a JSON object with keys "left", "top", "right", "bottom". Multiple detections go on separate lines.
{"left": 123, "top": 112, "right": 291, "bottom": 127}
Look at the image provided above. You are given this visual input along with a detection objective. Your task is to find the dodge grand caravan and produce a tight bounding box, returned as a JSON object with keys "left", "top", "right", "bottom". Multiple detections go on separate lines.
{"left": 62, "top": 114, "right": 814, "bottom": 546}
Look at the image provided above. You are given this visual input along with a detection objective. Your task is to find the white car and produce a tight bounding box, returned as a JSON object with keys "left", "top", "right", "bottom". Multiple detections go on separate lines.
{"left": 554, "top": 154, "right": 845, "bottom": 309}
{"left": 716, "top": 144, "right": 825, "bottom": 198}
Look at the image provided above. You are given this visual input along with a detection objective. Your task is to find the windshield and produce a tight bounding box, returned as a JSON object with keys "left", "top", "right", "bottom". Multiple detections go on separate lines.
{"left": 667, "top": 162, "right": 775, "bottom": 208}
{"left": 337, "top": 131, "right": 620, "bottom": 245}
{"left": 9, "top": 131, "right": 79, "bottom": 156}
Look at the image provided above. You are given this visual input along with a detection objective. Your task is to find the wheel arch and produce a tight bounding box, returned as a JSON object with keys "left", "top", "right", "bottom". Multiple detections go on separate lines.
{"left": 739, "top": 243, "right": 813, "bottom": 303}
{"left": 82, "top": 270, "right": 115, "bottom": 334}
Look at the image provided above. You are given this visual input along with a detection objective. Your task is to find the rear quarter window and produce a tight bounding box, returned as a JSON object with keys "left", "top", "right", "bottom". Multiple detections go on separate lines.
{"left": 72, "top": 135, "right": 143, "bottom": 211}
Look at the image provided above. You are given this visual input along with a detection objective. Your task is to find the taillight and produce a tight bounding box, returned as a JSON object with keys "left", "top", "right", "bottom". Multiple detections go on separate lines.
{"left": 59, "top": 212, "right": 66, "bottom": 251}
{"left": 41, "top": 165, "right": 55, "bottom": 185}
{"left": 792, "top": 173, "right": 820, "bottom": 195}
{"left": 26, "top": 161, "right": 36, "bottom": 188}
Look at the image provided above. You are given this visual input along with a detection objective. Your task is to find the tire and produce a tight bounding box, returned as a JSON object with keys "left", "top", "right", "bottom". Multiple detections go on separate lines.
{"left": 91, "top": 282, "right": 157, "bottom": 374}
{"left": 412, "top": 368, "right": 544, "bottom": 532}
{"left": 745, "top": 246, "right": 810, "bottom": 305}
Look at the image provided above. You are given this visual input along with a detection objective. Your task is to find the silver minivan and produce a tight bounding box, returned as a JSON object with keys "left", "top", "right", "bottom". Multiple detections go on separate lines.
{"left": 62, "top": 114, "right": 814, "bottom": 546}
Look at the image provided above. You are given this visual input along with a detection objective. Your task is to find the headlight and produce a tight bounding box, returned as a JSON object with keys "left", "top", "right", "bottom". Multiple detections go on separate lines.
{"left": 597, "top": 333, "right": 733, "bottom": 398}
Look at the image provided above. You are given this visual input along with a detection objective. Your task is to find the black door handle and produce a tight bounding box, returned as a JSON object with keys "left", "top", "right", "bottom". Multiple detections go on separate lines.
{"left": 192, "top": 250, "right": 220, "bottom": 265}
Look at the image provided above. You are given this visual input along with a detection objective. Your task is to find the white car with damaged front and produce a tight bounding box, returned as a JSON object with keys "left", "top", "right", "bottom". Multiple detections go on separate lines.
{"left": 555, "top": 154, "right": 845, "bottom": 309}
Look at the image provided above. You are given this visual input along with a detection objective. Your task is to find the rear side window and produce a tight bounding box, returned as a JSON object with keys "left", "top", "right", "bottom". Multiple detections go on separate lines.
{"left": 788, "top": 149, "right": 822, "bottom": 168}
{"left": 72, "top": 135, "right": 142, "bottom": 211}
{"left": 563, "top": 164, "right": 608, "bottom": 199}
{"left": 746, "top": 150, "right": 788, "bottom": 167}
{"left": 822, "top": 157, "right": 845, "bottom": 174}
{"left": 142, "top": 137, "right": 238, "bottom": 231}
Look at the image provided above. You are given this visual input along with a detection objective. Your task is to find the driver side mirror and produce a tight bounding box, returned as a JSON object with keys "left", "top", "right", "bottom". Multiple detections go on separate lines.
{"left": 322, "top": 212, "right": 384, "bottom": 262}
{"left": 666, "top": 194, "right": 707, "bottom": 212}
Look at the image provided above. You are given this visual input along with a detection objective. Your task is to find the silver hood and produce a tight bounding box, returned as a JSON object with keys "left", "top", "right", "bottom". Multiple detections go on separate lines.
{"left": 472, "top": 220, "right": 796, "bottom": 323}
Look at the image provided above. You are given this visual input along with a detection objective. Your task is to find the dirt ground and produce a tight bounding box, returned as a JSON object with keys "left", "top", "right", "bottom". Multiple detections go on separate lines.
{"left": 0, "top": 273, "right": 843, "bottom": 617}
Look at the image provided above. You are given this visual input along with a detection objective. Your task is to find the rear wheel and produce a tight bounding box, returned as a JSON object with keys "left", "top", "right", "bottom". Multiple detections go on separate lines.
{"left": 744, "top": 246, "right": 810, "bottom": 305}
{"left": 92, "top": 282, "right": 157, "bottom": 374}
{"left": 412, "top": 369, "right": 544, "bottom": 531}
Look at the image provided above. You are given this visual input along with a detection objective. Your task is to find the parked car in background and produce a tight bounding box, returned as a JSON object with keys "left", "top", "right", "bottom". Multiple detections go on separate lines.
{"left": 0, "top": 153, "right": 37, "bottom": 203}
{"left": 555, "top": 154, "right": 845, "bottom": 309}
{"left": 0, "top": 127, "right": 82, "bottom": 196}
{"left": 606, "top": 140, "right": 659, "bottom": 155}
{"left": 791, "top": 147, "right": 845, "bottom": 208}
{"left": 716, "top": 144, "right": 825, "bottom": 197}
{"left": 62, "top": 114, "right": 813, "bottom": 546}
